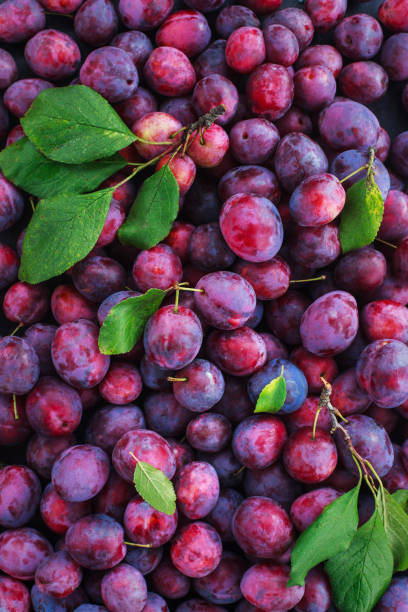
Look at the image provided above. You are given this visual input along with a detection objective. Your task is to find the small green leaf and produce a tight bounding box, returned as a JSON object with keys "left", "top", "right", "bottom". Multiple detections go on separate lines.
{"left": 325, "top": 507, "right": 393, "bottom": 612}
{"left": 118, "top": 165, "right": 179, "bottom": 249}
{"left": 19, "top": 188, "right": 113, "bottom": 284}
{"left": 0, "top": 137, "right": 127, "bottom": 198}
{"left": 288, "top": 482, "right": 361, "bottom": 587}
{"left": 378, "top": 489, "right": 408, "bottom": 571}
{"left": 98, "top": 288, "right": 166, "bottom": 355}
{"left": 339, "top": 174, "right": 384, "bottom": 254}
{"left": 21, "top": 85, "right": 136, "bottom": 164}
{"left": 392, "top": 489, "right": 408, "bottom": 512}
{"left": 133, "top": 460, "right": 176, "bottom": 516}
{"left": 254, "top": 366, "right": 286, "bottom": 414}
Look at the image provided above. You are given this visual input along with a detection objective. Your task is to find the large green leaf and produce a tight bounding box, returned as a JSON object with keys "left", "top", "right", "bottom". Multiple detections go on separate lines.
{"left": 339, "top": 175, "right": 384, "bottom": 254}
{"left": 118, "top": 165, "right": 179, "bottom": 249}
{"left": 325, "top": 508, "right": 393, "bottom": 612}
{"left": 254, "top": 367, "right": 286, "bottom": 414}
{"left": 19, "top": 188, "right": 113, "bottom": 283}
{"left": 378, "top": 489, "right": 408, "bottom": 572}
{"left": 98, "top": 289, "right": 166, "bottom": 355}
{"left": 392, "top": 489, "right": 408, "bottom": 512}
{"left": 288, "top": 482, "right": 361, "bottom": 587}
{"left": 133, "top": 460, "right": 176, "bottom": 516}
{"left": 21, "top": 85, "right": 136, "bottom": 164}
{"left": 0, "top": 137, "right": 126, "bottom": 198}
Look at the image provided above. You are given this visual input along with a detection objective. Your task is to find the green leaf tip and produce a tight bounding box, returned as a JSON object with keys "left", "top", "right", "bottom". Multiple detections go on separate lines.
{"left": 133, "top": 458, "right": 177, "bottom": 516}
{"left": 98, "top": 288, "right": 167, "bottom": 355}
{"left": 339, "top": 174, "right": 384, "bottom": 254}
{"left": 254, "top": 365, "right": 286, "bottom": 414}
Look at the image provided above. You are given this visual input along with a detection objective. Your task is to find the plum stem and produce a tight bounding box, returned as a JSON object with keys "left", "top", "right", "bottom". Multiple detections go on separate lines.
{"left": 290, "top": 275, "right": 326, "bottom": 284}
{"left": 136, "top": 136, "right": 174, "bottom": 146}
{"left": 114, "top": 106, "right": 226, "bottom": 185}
{"left": 375, "top": 237, "right": 397, "bottom": 249}
{"left": 174, "top": 286, "right": 180, "bottom": 314}
{"left": 44, "top": 10, "right": 73, "bottom": 16}
{"left": 124, "top": 541, "right": 152, "bottom": 548}
{"left": 12, "top": 394, "right": 18, "bottom": 421}
{"left": 9, "top": 322, "right": 23, "bottom": 336}
{"left": 178, "top": 286, "right": 204, "bottom": 292}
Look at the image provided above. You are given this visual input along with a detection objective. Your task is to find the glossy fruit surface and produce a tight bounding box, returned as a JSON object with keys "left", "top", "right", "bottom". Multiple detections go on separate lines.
{"left": 1, "top": 2, "right": 408, "bottom": 610}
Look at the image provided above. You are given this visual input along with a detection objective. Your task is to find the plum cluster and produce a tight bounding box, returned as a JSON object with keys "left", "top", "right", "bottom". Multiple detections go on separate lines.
{"left": 0, "top": 0, "right": 408, "bottom": 610}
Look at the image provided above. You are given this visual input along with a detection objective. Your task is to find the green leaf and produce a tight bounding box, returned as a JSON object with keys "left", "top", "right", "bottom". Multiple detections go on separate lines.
{"left": 21, "top": 85, "right": 136, "bottom": 164}
{"left": 118, "top": 165, "right": 179, "bottom": 249}
{"left": 325, "top": 507, "right": 393, "bottom": 612}
{"left": 19, "top": 188, "right": 113, "bottom": 284}
{"left": 98, "top": 288, "right": 166, "bottom": 355}
{"left": 392, "top": 489, "right": 408, "bottom": 513}
{"left": 0, "top": 137, "right": 127, "bottom": 198}
{"left": 254, "top": 366, "right": 286, "bottom": 413}
{"left": 339, "top": 174, "right": 384, "bottom": 254}
{"left": 378, "top": 489, "right": 408, "bottom": 571}
{"left": 133, "top": 460, "right": 176, "bottom": 516}
{"left": 288, "top": 482, "right": 361, "bottom": 587}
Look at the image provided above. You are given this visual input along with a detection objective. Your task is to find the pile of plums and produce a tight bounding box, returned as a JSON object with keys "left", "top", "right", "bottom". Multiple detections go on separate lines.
{"left": 0, "top": 0, "right": 408, "bottom": 609}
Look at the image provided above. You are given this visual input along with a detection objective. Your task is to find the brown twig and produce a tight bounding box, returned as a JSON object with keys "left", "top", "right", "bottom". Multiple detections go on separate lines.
{"left": 366, "top": 146, "right": 376, "bottom": 185}
{"left": 175, "top": 104, "right": 226, "bottom": 156}
{"left": 316, "top": 377, "right": 376, "bottom": 487}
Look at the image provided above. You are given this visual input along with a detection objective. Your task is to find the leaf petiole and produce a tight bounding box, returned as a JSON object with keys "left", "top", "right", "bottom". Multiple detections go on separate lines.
{"left": 135, "top": 136, "right": 175, "bottom": 146}
{"left": 339, "top": 164, "right": 368, "bottom": 184}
